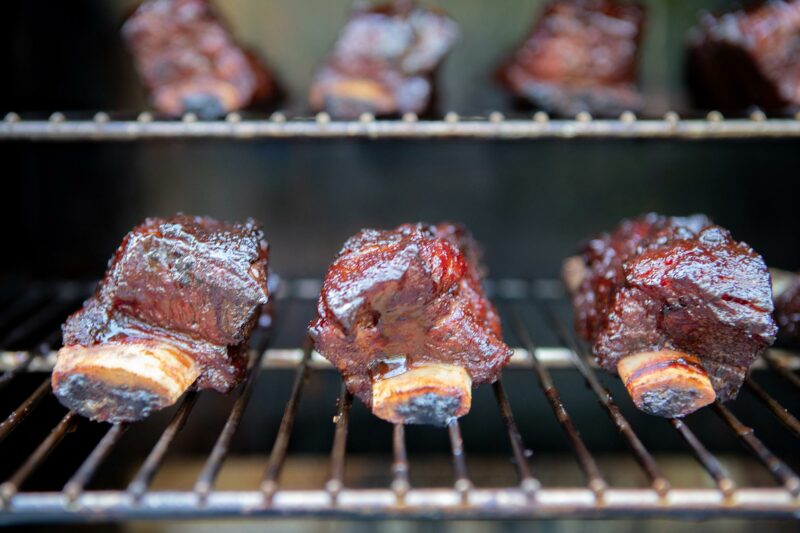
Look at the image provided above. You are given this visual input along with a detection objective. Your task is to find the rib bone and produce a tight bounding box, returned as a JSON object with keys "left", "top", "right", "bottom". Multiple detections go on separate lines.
{"left": 616, "top": 350, "right": 716, "bottom": 418}
{"left": 371, "top": 363, "right": 472, "bottom": 426}
{"left": 52, "top": 341, "right": 199, "bottom": 423}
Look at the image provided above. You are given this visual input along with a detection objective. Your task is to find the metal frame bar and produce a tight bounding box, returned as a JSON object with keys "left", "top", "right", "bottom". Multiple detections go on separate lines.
{"left": 5, "top": 114, "right": 800, "bottom": 141}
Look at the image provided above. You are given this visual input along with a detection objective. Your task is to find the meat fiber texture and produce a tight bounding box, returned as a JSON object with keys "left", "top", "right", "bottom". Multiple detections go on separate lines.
{"left": 775, "top": 274, "right": 800, "bottom": 346}
{"left": 498, "top": 0, "right": 645, "bottom": 116}
{"left": 62, "top": 214, "right": 270, "bottom": 393}
{"left": 688, "top": 0, "right": 800, "bottom": 112}
{"left": 571, "top": 213, "right": 777, "bottom": 401}
{"left": 309, "top": 222, "right": 512, "bottom": 408}
{"left": 123, "top": 0, "right": 278, "bottom": 118}
{"left": 309, "top": 0, "right": 459, "bottom": 119}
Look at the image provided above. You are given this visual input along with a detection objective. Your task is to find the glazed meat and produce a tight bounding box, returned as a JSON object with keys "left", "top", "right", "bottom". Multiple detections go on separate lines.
{"left": 774, "top": 271, "right": 800, "bottom": 345}
{"left": 688, "top": 0, "right": 800, "bottom": 112}
{"left": 564, "top": 214, "right": 776, "bottom": 417}
{"left": 498, "top": 0, "right": 645, "bottom": 116}
{"left": 53, "top": 215, "right": 270, "bottom": 423}
{"left": 309, "top": 222, "right": 512, "bottom": 425}
{"left": 123, "top": 0, "right": 278, "bottom": 118}
{"left": 309, "top": 1, "right": 459, "bottom": 119}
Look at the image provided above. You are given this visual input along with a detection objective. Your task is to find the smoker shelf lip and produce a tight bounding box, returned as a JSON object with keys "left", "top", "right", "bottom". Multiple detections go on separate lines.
{"left": 4, "top": 114, "right": 800, "bottom": 140}
{"left": 3, "top": 488, "right": 800, "bottom": 522}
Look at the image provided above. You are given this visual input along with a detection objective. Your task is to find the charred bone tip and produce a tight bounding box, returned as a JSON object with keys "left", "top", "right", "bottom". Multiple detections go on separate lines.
{"left": 52, "top": 341, "right": 199, "bottom": 423}
{"left": 617, "top": 350, "right": 716, "bottom": 418}
{"left": 371, "top": 364, "right": 472, "bottom": 426}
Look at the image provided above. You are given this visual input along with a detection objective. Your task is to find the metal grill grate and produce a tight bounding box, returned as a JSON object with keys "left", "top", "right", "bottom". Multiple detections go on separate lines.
{"left": 0, "top": 280, "right": 798, "bottom": 524}
{"left": 5, "top": 111, "right": 800, "bottom": 140}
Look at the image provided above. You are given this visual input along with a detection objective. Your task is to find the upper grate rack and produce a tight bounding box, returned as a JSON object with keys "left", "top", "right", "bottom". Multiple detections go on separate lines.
{"left": 0, "top": 279, "right": 798, "bottom": 524}
{"left": 4, "top": 110, "right": 800, "bottom": 141}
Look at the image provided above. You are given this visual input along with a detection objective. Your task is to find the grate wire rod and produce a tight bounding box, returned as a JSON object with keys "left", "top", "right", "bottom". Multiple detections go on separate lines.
{"left": 63, "top": 423, "right": 128, "bottom": 502}
{"left": 0, "top": 293, "right": 81, "bottom": 350}
{"left": 511, "top": 308, "right": 607, "bottom": 497}
{"left": 127, "top": 390, "right": 199, "bottom": 500}
{"left": 260, "top": 340, "right": 312, "bottom": 504}
{"left": 0, "top": 411, "right": 78, "bottom": 507}
{"left": 546, "top": 306, "right": 671, "bottom": 496}
{"left": 325, "top": 383, "right": 353, "bottom": 502}
{"left": 744, "top": 377, "right": 800, "bottom": 438}
{"left": 492, "top": 380, "right": 540, "bottom": 495}
{"left": 194, "top": 337, "right": 271, "bottom": 500}
{"left": 447, "top": 419, "right": 472, "bottom": 503}
{"left": 763, "top": 352, "right": 800, "bottom": 390}
{"left": 712, "top": 402, "right": 800, "bottom": 496}
{"left": 0, "top": 378, "right": 52, "bottom": 444}
{"left": 391, "top": 424, "right": 410, "bottom": 501}
{"left": 0, "top": 329, "right": 62, "bottom": 394}
{"left": 670, "top": 418, "right": 736, "bottom": 497}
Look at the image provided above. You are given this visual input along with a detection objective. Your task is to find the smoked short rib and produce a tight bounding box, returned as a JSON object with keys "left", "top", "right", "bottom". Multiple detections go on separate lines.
{"left": 309, "top": 223, "right": 512, "bottom": 425}
{"left": 498, "top": 0, "right": 645, "bottom": 116}
{"left": 564, "top": 214, "right": 777, "bottom": 417}
{"left": 309, "top": 1, "right": 459, "bottom": 119}
{"left": 688, "top": 0, "right": 800, "bottom": 112}
{"left": 53, "top": 215, "right": 270, "bottom": 423}
{"left": 123, "top": 0, "right": 278, "bottom": 118}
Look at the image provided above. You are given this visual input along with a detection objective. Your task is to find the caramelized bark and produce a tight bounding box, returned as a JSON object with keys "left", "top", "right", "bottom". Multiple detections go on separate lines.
{"left": 498, "top": 0, "right": 645, "bottom": 116}
{"left": 688, "top": 0, "right": 800, "bottom": 112}
{"left": 54, "top": 214, "right": 270, "bottom": 422}
{"left": 123, "top": 0, "right": 278, "bottom": 118}
{"left": 309, "top": 222, "right": 512, "bottom": 425}
{"left": 309, "top": 1, "right": 459, "bottom": 119}
{"left": 567, "top": 213, "right": 777, "bottom": 417}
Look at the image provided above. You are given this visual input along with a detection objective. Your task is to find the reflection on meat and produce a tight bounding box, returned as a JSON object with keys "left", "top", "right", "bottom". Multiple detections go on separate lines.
{"left": 565, "top": 214, "right": 776, "bottom": 417}
{"left": 498, "top": 0, "right": 645, "bottom": 116}
{"left": 53, "top": 214, "right": 270, "bottom": 422}
{"left": 309, "top": 1, "right": 459, "bottom": 119}
{"left": 123, "top": 0, "right": 278, "bottom": 118}
{"left": 688, "top": 0, "right": 800, "bottom": 112}
{"left": 309, "top": 222, "right": 512, "bottom": 425}
{"left": 774, "top": 272, "right": 800, "bottom": 346}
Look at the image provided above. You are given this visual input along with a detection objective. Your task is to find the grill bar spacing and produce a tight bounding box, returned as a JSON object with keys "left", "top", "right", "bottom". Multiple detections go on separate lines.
{"left": 511, "top": 309, "right": 608, "bottom": 497}
{"left": 5, "top": 112, "right": 800, "bottom": 140}
{"left": 0, "top": 280, "right": 798, "bottom": 523}
{"left": 127, "top": 391, "right": 199, "bottom": 500}
{"left": 260, "top": 343, "right": 311, "bottom": 504}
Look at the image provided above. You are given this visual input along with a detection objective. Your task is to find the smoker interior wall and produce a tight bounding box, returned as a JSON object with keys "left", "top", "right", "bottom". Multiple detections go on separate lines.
{"left": 2, "top": 139, "right": 799, "bottom": 280}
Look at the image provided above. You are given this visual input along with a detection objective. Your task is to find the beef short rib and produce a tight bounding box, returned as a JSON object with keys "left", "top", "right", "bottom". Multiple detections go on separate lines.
{"left": 309, "top": 222, "right": 512, "bottom": 425}
{"left": 53, "top": 214, "right": 270, "bottom": 422}
{"left": 565, "top": 214, "right": 777, "bottom": 417}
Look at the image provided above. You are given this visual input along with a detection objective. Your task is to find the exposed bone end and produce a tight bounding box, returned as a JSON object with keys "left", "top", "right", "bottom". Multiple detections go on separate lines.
{"left": 371, "top": 364, "right": 472, "bottom": 426}
{"left": 313, "top": 79, "right": 395, "bottom": 118}
{"left": 52, "top": 341, "right": 200, "bottom": 423}
{"left": 562, "top": 255, "right": 588, "bottom": 296}
{"left": 617, "top": 350, "right": 716, "bottom": 418}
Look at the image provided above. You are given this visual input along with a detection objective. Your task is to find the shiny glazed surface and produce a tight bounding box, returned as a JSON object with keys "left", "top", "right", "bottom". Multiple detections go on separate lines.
{"left": 309, "top": 0, "right": 459, "bottom": 119}
{"left": 309, "top": 222, "right": 512, "bottom": 408}
{"left": 688, "top": 0, "right": 800, "bottom": 111}
{"left": 61, "top": 214, "right": 270, "bottom": 393}
{"left": 570, "top": 213, "right": 777, "bottom": 401}
{"left": 123, "top": 0, "right": 278, "bottom": 117}
{"left": 498, "top": 0, "right": 645, "bottom": 116}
